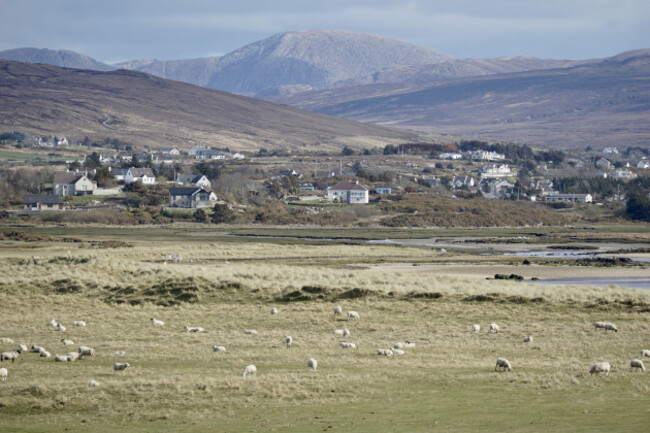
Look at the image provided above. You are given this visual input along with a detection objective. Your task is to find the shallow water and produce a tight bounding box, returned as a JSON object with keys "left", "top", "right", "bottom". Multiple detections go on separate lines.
{"left": 526, "top": 277, "right": 650, "bottom": 290}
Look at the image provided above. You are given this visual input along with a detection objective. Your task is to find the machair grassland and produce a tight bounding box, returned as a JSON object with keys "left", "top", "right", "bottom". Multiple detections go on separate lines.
{"left": 0, "top": 226, "right": 649, "bottom": 432}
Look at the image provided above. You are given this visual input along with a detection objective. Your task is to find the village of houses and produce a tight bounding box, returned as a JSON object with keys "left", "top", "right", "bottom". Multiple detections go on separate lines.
{"left": 15, "top": 137, "right": 650, "bottom": 216}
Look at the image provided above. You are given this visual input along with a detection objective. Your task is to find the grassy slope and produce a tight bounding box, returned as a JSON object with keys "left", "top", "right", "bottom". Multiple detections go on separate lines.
{"left": 0, "top": 226, "right": 648, "bottom": 432}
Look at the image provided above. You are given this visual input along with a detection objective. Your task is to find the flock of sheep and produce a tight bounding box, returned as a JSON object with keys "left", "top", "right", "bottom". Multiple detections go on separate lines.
{"left": 0, "top": 308, "right": 647, "bottom": 386}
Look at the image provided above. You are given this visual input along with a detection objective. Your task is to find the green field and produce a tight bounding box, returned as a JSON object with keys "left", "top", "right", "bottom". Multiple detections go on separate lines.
{"left": 0, "top": 225, "right": 648, "bottom": 432}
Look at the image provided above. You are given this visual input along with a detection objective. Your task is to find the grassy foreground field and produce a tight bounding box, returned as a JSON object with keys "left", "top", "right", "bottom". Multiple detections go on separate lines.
{"left": 0, "top": 225, "right": 649, "bottom": 432}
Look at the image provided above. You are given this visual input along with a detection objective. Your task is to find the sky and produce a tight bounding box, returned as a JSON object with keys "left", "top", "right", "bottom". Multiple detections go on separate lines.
{"left": 1, "top": 1, "right": 648, "bottom": 63}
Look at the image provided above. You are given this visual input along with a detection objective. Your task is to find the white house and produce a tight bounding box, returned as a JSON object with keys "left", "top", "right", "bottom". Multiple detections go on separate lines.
{"left": 158, "top": 147, "right": 180, "bottom": 156}
{"left": 175, "top": 173, "right": 212, "bottom": 189}
{"left": 469, "top": 151, "right": 505, "bottom": 161}
{"left": 168, "top": 187, "right": 217, "bottom": 208}
{"left": 637, "top": 160, "right": 650, "bottom": 169}
{"left": 480, "top": 164, "right": 512, "bottom": 177}
{"left": 544, "top": 194, "right": 593, "bottom": 203}
{"left": 439, "top": 153, "right": 463, "bottom": 160}
{"left": 110, "top": 168, "right": 129, "bottom": 182}
{"left": 326, "top": 181, "right": 369, "bottom": 204}
{"left": 450, "top": 176, "right": 475, "bottom": 189}
{"left": 125, "top": 168, "right": 156, "bottom": 185}
{"left": 53, "top": 172, "right": 97, "bottom": 196}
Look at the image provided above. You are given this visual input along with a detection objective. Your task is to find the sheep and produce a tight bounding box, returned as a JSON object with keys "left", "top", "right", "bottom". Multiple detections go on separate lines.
{"left": 212, "top": 345, "right": 226, "bottom": 353}
{"left": 88, "top": 379, "right": 100, "bottom": 387}
{"left": 114, "top": 351, "right": 126, "bottom": 357}
{"left": 593, "top": 321, "right": 617, "bottom": 332}
{"left": 333, "top": 306, "right": 343, "bottom": 317}
{"left": 113, "top": 362, "right": 130, "bottom": 374}
{"left": 17, "top": 344, "right": 27, "bottom": 353}
{"left": 0, "top": 367, "right": 6, "bottom": 381}
{"left": 61, "top": 339, "right": 75, "bottom": 346}
{"left": 47, "top": 319, "right": 58, "bottom": 327}
{"left": 67, "top": 352, "right": 79, "bottom": 361}
{"left": 495, "top": 358, "right": 512, "bottom": 372}
{"left": 392, "top": 349, "right": 406, "bottom": 355}
{"left": 184, "top": 326, "right": 205, "bottom": 333}
{"left": 243, "top": 329, "right": 258, "bottom": 335}
{"left": 78, "top": 346, "right": 95, "bottom": 358}
{"left": 641, "top": 349, "right": 650, "bottom": 359}
{"left": 489, "top": 323, "right": 500, "bottom": 333}
{"left": 524, "top": 335, "right": 533, "bottom": 343}
{"left": 334, "top": 329, "right": 351, "bottom": 338}
{"left": 347, "top": 311, "right": 361, "bottom": 322}
{"left": 589, "top": 362, "right": 611, "bottom": 376}
{"left": 339, "top": 342, "right": 356, "bottom": 349}
{"left": 40, "top": 351, "right": 51, "bottom": 358}
{"left": 242, "top": 364, "right": 257, "bottom": 377}
{"left": 376, "top": 348, "right": 394, "bottom": 356}
{"left": 472, "top": 324, "right": 481, "bottom": 333}
{"left": 0, "top": 337, "right": 14, "bottom": 344}
{"left": 151, "top": 318, "right": 164, "bottom": 326}
{"left": 285, "top": 336, "right": 293, "bottom": 349}
{"left": 31, "top": 345, "right": 46, "bottom": 353}
{"left": 270, "top": 307, "right": 278, "bottom": 315}
{"left": 307, "top": 358, "right": 318, "bottom": 371}
{"left": 393, "top": 341, "right": 416, "bottom": 349}
{"left": 630, "top": 359, "right": 646, "bottom": 372}
{"left": 54, "top": 354, "right": 71, "bottom": 362}
{"left": 72, "top": 321, "right": 87, "bottom": 327}
{"left": 1, "top": 351, "right": 18, "bottom": 363}
{"left": 55, "top": 324, "right": 67, "bottom": 332}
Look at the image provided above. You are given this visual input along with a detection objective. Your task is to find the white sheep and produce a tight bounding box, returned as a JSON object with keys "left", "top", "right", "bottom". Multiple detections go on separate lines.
{"left": 61, "top": 339, "right": 74, "bottom": 346}
{"left": 347, "top": 311, "right": 360, "bottom": 322}
{"left": 0, "top": 367, "right": 6, "bottom": 381}
{"left": 489, "top": 323, "right": 500, "bottom": 333}
{"left": 31, "top": 345, "right": 46, "bottom": 353}
{"left": 593, "top": 321, "right": 617, "bottom": 332}
{"left": 333, "top": 306, "right": 343, "bottom": 317}
{"left": 88, "top": 379, "right": 100, "bottom": 387}
{"left": 113, "top": 362, "right": 130, "bottom": 374}
{"left": 393, "top": 341, "right": 415, "bottom": 349}
{"left": 334, "top": 329, "right": 351, "bottom": 338}
{"left": 1, "top": 351, "right": 18, "bottom": 363}
{"left": 524, "top": 335, "right": 533, "bottom": 343}
{"left": 55, "top": 324, "right": 66, "bottom": 332}
{"left": 270, "top": 307, "right": 278, "bottom": 315}
{"left": 243, "top": 329, "right": 258, "bottom": 335}
{"left": 0, "top": 337, "right": 14, "bottom": 344}
{"left": 212, "top": 345, "right": 226, "bottom": 353}
{"left": 114, "top": 351, "right": 126, "bottom": 357}
{"left": 54, "top": 354, "right": 71, "bottom": 362}
{"left": 72, "top": 321, "right": 87, "bottom": 327}
{"left": 472, "top": 324, "right": 481, "bottom": 333}
{"left": 151, "top": 318, "right": 164, "bottom": 326}
{"left": 630, "top": 359, "right": 645, "bottom": 372}
{"left": 78, "top": 346, "right": 95, "bottom": 358}
{"left": 641, "top": 349, "right": 650, "bottom": 359}
{"left": 184, "top": 326, "right": 205, "bottom": 333}
{"left": 495, "top": 357, "right": 512, "bottom": 372}
{"left": 17, "top": 344, "right": 27, "bottom": 353}
{"left": 242, "top": 364, "right": 257, "bottom": 377}
{"left": 339, "top": 342, "right": 356, "bottom": 349}
{"left": 392, "top": 349, "right": 405, "bottom": 355}
{"left": 589, "top": 362, "right": 611, "bottom": 376}
{"left": 285, "top": 336, "right": 293, "bottom": 349}
{"left": 40, "top": 351, "right": 51, "bottom": 358}
{"left": 376, "top": 348, "right": 394, "bottom": 356}
{"left": 47, "top": 319, "right": 58, "bottom": 327}
{"left": 67, "top": 352, "right": 79, "bottom": 361}
{"left": 307, "top": 358, "right": 318, "bottom": 371}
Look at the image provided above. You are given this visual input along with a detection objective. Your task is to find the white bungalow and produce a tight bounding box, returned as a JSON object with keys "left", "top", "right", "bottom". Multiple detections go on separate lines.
{"left": 125, "top": 168, "right": 156, "bottom": 185}
{"left": 326, "top": 181, "right": 369, "bottom": 204}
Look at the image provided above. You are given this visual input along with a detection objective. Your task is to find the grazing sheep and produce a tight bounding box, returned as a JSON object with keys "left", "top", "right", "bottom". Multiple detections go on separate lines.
{"left": 307, "top": 358, "right": 318, "bottom": 371}
{"left": 630, "top": 359, "right": 646, "bottom": 372}
{"left": 641, "top": 349, "right": 650, "bottom": 359}
{"left": 40, "top": 351, "right": 51, "bottom": 358}
{"left": 88, "top": 379, "right": 100, "bottom": 387}
{"left": 243, "top": 329, "right": 258, "bottom": 335}
{"left": 114, "top": 351, "right": 126, "bottom": 357}
{"left": 393, "top": 341, "right": 416, "bottom": 349}
{"left": 347, "top": 311, "right": 361, "bottom": 322}
{"left": 339, "top": 342, "right": 356, "bottom": 349}
{"left": 392, "top": 349, "right": 405, "bottom": 355}
{"left": 495, "top": 358, "right": 512, "bottom": 372}
{"left": 184, "top": 326, "right": 205, "bottom": 333}
{"left": 54, "top": 354, "right": 71, "bottom": 362}
{"left": 594, "top": 321, "right": 618, "bottom": 332}
{"left": 78, "top": 346, "right": 95, "bottom": 358}
{"left": 589, "top": 362, "right": 611, "bottom": 376}
{"left": 17, "top": 344, "right": 27, "bottom": 353}
{"left": 67, "top": 352, "right": 79, "bottom": 361}
{"left": 376, "top": 348, "right": 394, "bottom": 356}
{"left": 47, "top": 319, "right": 58, "bottom": 327}
{"left": 489, "top": 323, "right": 500, "bottom": 333}
{"left": 113, "top": 362, "right": 130, "bottom": 374}
{"left": 55, "top": 324, "right": 66, "bottom": 332}
{"left": 242, "top": 364, "right": 257, "bottom": 377}
{"left": 0, "top": 337, "right": 14, "bottom": 344}
{"left": 0, "top": 367, "right": 6, "bottom": 381}
{"left": 524, "top": 335, "right": 533, "bottom": 343}
{"left": 1, "top": 351, "right": 18, "bottom": 363}
{"left": 334, "top": 329, "right": 351, "bottom": 338}
{"left": 31, "top": 345, "right": 46, "bottom": 353}
{"left": 285, "top": 336, "right": 293, "bottom": 349}
{"left": 151, "top": 318, "right": 164, "bottom": 326}
{"left": 270, "top": 307, "right": 278, "bottom": 315}
{"left": 472, "top": 324, "right": 481, "bottom": 333}
{"left": 333, "top": 306, "right": 343, "bottom": 317}
{"left": 72, "top": 321, "right": 87, "bottom": 327}
{"left": 212, "top": 345, "right": 226, "bottom": 353}
{"left": 61, "top": 339, "right": 74, "bottom": 346}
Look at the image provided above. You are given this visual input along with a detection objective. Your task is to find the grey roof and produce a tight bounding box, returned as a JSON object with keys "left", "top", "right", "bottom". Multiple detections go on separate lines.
{"left": 111, "top": 168, "right": 128, "bottom": 176}
{"left": 329, "top": 181, "right": 368, "bottom": 191}
{"left": 24, "top": 194, "right": 64, "bottom": 204}
{"left": 169, "top": 187, "right": 206, "bottom": 196}
{"left": 53, "top": 172, "right": 84, "bottom": 185}
{"left": 128, "top": 168, "right": 155, "bottom": 177}
{"left": 176, "top": 173, "right": 205, "bottom": 184}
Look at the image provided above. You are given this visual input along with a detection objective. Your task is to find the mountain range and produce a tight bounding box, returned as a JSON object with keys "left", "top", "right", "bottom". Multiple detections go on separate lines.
{"left": 1, "top": 30, "right": 649, "bottom": 149}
